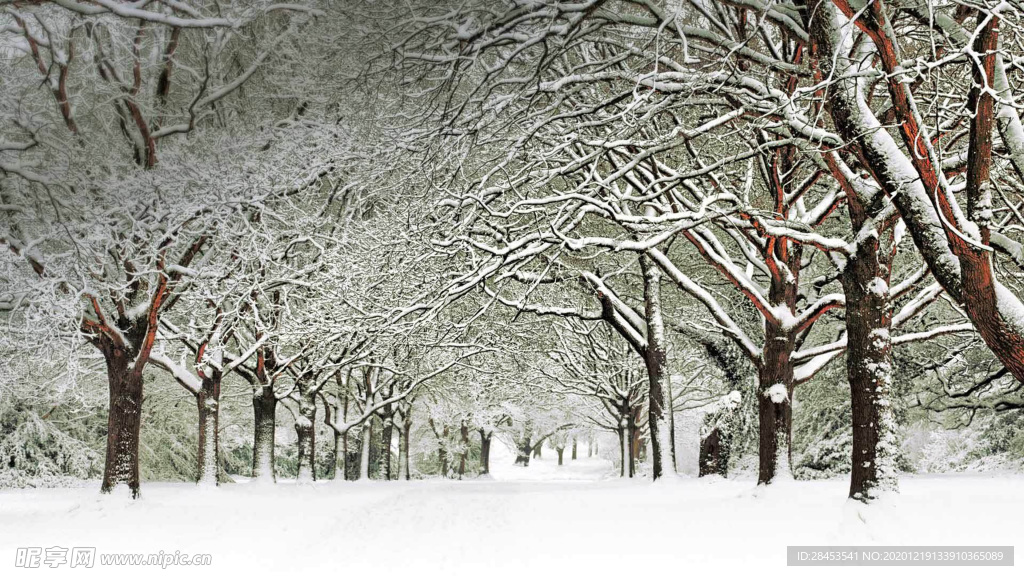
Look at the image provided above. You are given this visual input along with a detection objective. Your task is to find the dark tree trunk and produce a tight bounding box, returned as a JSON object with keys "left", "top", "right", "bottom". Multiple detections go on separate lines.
{"left": 381, "top": 416, "right": 394, "bottom": 481}
{"left": 556, "top": 447, "right": 564, "bottom": 465}
{"left": 335, "top": 392, "right": 348, "bottom": 481}
{"left": 756, "top": 248, "right": 800, "bottom": 485}
{"left": 514, "top": 436, "right": 531, "bottom": 466}
{"left": 571, "top": 437, "right": 577, "bottom": 460}
{"left": 458, "top": 422, "right": 469, "bottom": 478}
{"left": 252, "top": 383, "right": 277, "bottom": 481}
{"left": 699, "top": 428, "right": 727, "bottom": 477}
{"left": 100, "top": 348, "right": 143, "bottom": 498}
{"left": 841, "top": 176, "right": 900, "bottom": 501}
{"left": 402, "top": 418, "right": 412, "bottom": 480}
{"left": 616, "top": 425, "right": 626, "bottom": 477}
{"left": 756, "top": 330, "right": 795, "bottom": 485}
{"left": 196, "top": 371, "right": 221, "bottom": 485}
{"left": 626, "top": 415, "right": 637, "bottom": 478}
{"left": 533, "top": 443, "right": 542, "bottom": 459}
{"left": 294, "top": 388, "right": 316, "bottom": 483}
{"left": 479, "top": 429, "right": 492, "bottom": 475}
{"left": 439, "top": 424, "right": 449, "bottom": 477}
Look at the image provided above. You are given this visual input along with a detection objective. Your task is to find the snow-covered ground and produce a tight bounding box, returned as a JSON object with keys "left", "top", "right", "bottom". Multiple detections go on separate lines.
{"left": 1, "top": 440, "right": 1021, "bottom": 575}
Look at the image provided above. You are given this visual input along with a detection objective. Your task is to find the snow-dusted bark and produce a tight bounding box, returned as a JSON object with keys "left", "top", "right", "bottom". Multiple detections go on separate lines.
{"left": 639, "top": 255, "right": 674, "bottom": 480}
{"left": 252, "top": 384, "right": 278, "bottom": 483}
{"left": 196, "top": 372, "right": 222, "bottom": 487}
{"left": 293, "top": 377, "right": 318, "bottom": 484}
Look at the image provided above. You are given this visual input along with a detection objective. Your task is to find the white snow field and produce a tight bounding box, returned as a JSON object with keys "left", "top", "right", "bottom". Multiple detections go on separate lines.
{"left": 1, "top": 441, "right": 1021, "bottom": 575}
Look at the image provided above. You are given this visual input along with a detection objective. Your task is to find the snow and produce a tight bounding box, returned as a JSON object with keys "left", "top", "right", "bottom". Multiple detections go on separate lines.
{"left": 766, "top": 383, "right": 789, "bottom": 404}
{"left": 5, "top": 440, "right": 1020, "bottom": 574}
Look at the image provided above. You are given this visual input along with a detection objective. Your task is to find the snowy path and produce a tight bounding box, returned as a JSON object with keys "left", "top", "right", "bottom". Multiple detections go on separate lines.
{"left": 1, "top": 445, "right": 1021, "bottom": 575}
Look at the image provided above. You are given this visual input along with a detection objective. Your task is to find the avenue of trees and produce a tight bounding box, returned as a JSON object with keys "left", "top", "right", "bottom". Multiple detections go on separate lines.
{"left": 3, "top": 0, "right": 1024, "bottom": 502}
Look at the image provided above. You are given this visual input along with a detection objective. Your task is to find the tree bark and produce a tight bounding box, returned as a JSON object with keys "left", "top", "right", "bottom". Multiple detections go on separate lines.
{"left": 571, "top": 437, "right": 577, "bottom": 460}
{"left": 756, "top": 326, "right": 795, "bottom": 485}
{"left": 294, "top": 389, "right": 317, "bottom": 483}
{"left": 100, "top": 348, "right": 143, "bottom": 498}
{"left": 556, "top": 447, "right": 564, "bottom": 465}
{"left": 251, "top": 383, "right": 277, "bottom": 482}
{"left": 640, "top": 254, "right": 674, "bottom": 480}
{"left": 196, "top": 371, "right": 221, "bottom": 486}
{"left": 382, "top": 416, "right": 394, "bottom": 481}
{"left": 359, "top": 418, "right": 373, "bottom": 480}
{"left": 843, "top": 240, "right": 899, "bottom": 501}
{"left": 616, "top": 425, "right": 627, "bottom": 477}
{"left": 514, "top": 435, "right": 531, "bottom": 466}
{"left": 458, "top": 421, "right": 469, "bottom": 478}
{"left": 479, "top": 429, "right": 492, "bottom": 475}
{"left": 402, "top": 417, "right": 412, "bottom": 480}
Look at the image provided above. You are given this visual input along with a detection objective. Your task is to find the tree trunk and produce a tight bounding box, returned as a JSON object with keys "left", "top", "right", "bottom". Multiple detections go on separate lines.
{"left": 756, "top": 328, "right": 795, "bottom": 485}
{"left": 756, "top": 242, "right": 800, "bottom": 485}
{"left": 626, "top": 416, "right": 637, "bottom": 478}
{"left": 336, "top": 392, "right": 349, "bottom": 481}
{"left": 617, "top": 425, "right": 627, "bottom": 477}
{"left": 100, "top": 348, "right": 143, "bottom": 498}
{"left": 533, "top": 443, "right": 542, "bottom": 459}
{"left": 458, "top": 421, "right": 469, "bottom": 478}
{"left": 699, "top": 428, "right": 723, "bottom": 477}
{"left": 571, "top": 437, "right": 577, "bottom": 460}
{"left": 402, "top": 418, "right": 412, "bottom": 480}
{"left": 251, "top": 384, "right": 277, "bottom": 482}
{"left": 359, "top": 418, "right": 373, "bottom": 480}
{"left": 479, "top": 429, "right": 491, "bottom": 475}
{"left": 640, "top": 255, "right": 674, "bottom": 480}
{"left": 294, "top": 391, "right": 316, "bottom": 483}
{"left": 556, "top": 447, "right": 564, "bottom": 465}
{"left": 382, "top": 416, "right": 394, "bottom": 481}
{"left": 514, "top": 436, "right": 531, "bottom": 466}
{"left": 196, "top": 372, "right": 221, "bottom": 486}
{"left": 587, "top": 440, "right": 593, "bottom": 458}
{"left": 842, "top": 212, "right": 899, "bottom": 501}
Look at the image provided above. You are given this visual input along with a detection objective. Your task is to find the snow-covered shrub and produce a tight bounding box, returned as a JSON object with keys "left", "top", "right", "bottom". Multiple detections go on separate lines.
{"left": 0, "top": 405, "right": 100, "bottom": 488}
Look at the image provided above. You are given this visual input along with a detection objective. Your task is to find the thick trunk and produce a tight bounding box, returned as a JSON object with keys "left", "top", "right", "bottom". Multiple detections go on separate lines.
{"left": 843, "top": 224, "right": 899, "bottom": 501}
{"left": 252, "top": 384, "right": 277, "bottom": 482}
{"left": 556, "top": 448, "right": 564, "bottom": 465}
{"left": 640, "top": 255, "right": 674, "bottom": 480}
{"left": 533, "top": 443, "right": 542, "bottom": 459}
{"left": 294, "top": 391, "right": 316, "bottom": 483}
{"left": 479, "top": 429, "right": 491, "bottom": 475}
{"left": 756, "top": 329, "right": 795, "bottom": 485}
{"left": 100, "top": 348, "right": 143, "bottom": 498}
{"left": 571, "top": 438, "right": 577, "bottom": 460}
{"left": 196, "top": 372, "right": 221, "bottom": 486}
{"left": 756, "top": 237, "right": 800, "bottom": 485}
